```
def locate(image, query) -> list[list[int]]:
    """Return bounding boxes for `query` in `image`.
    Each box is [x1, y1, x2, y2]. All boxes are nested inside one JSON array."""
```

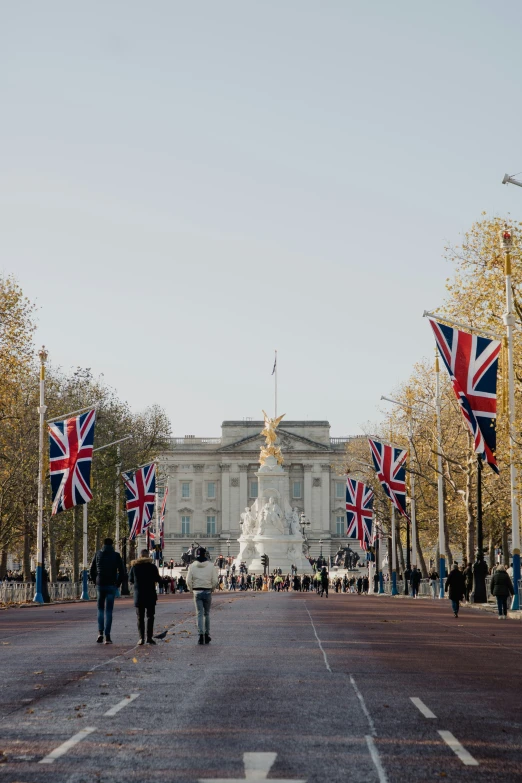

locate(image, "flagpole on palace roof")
[[273, 350, 278, 418], [33, 347, 48, 604]]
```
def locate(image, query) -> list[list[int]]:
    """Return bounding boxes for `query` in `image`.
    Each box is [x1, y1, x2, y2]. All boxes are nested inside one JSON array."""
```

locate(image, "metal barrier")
[[0, 581, 131, 604]]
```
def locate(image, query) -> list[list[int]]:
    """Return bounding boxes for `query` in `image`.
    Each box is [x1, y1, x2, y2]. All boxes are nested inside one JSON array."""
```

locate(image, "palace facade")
[[156, 420, 365, 563]]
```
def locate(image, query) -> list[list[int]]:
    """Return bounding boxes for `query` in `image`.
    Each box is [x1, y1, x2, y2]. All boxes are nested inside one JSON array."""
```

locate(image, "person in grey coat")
[[490, 563, 515, 619]]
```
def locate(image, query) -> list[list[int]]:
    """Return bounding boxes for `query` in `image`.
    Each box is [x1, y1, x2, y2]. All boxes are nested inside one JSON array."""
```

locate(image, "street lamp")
[[226, 538, 231, 558], [319, 539, 323, 558], [499, 224, 521, 609], [502, 173, 522, 188], [34, 346, 48, 604]]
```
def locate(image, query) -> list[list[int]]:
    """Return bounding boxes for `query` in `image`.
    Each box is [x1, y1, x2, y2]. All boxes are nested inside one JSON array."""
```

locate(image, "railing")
[[0, 581, 133, 605], [166, 437, 222, 447]]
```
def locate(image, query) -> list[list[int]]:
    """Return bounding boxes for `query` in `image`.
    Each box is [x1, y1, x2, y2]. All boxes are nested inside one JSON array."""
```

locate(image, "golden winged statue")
[[260, 410, 286, 466]]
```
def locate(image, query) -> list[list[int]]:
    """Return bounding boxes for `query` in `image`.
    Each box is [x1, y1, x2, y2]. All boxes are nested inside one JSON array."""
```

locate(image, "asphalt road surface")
[[0, 591, 521, 782]]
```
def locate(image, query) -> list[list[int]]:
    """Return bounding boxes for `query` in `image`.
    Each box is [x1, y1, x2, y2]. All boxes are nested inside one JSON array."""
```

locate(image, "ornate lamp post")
[[34, 346, 48, 604], [226, 538, 231, 558]]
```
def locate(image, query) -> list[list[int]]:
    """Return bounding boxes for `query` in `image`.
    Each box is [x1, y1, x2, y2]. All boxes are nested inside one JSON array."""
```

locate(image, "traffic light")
[[261, 554, 269, 572]]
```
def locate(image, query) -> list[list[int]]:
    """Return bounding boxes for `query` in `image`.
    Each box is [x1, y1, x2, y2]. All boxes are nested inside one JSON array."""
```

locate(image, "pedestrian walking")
[[128, 548, 161, 645], [89, 537, 126, 644], [409, 567, 421, 599], [444, 563, 465, 617], [490, 563, 514, 619], [463, 563, 473, 604], [429, 569, 439, 598], [319, 566, 329, 598], [187, 547, 219, 645]]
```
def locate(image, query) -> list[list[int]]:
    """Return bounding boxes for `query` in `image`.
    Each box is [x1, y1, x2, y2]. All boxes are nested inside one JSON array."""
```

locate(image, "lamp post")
[[34, 346, 48, 604], [226, 538, 231, 558], [499, 225, 521, 609]]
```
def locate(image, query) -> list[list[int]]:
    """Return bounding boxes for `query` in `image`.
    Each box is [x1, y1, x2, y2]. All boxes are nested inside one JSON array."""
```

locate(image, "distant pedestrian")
[[409, 567, 421, 599], [463, 563, 473, 603], [319, 566, 329, 598], [490, 563, 514, 620], [129, 549, 161, 644], [429, 569, 439, 598], [444, 563, 465, 617], [89, 537, 126, 644], [187, 547, 219, 645]]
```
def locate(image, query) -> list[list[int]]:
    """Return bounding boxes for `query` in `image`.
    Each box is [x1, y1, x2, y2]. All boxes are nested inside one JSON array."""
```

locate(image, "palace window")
[[207, 516, 216, 535], [207, 481, 216, 499], [292, 480, 302, 499], [335, 482, 345, 499], [249, 480, 258, 498], [336, 515, 345, 536], [181, 516, 190, 535], [181, 482, 190, 499]]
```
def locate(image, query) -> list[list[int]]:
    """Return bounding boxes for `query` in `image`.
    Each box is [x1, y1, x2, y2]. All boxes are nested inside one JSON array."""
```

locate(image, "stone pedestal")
[[233, 456, 312, 574]]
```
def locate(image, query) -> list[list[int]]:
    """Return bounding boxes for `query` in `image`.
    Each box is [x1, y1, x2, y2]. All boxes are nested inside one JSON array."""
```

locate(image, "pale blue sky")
[[1, 1, 520, 436]]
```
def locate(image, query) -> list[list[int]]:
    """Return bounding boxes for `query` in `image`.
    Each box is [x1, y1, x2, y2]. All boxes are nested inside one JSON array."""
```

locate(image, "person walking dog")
[[444, 562, 465, 617], [89, 538, 126, 644], [187, 547, 219, 645], [490, 563, 515, 619], [129, 548, 162, 644]]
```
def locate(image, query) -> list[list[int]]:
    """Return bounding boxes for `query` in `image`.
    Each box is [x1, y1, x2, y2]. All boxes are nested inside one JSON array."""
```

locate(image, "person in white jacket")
[[187, 547, 219, 645]]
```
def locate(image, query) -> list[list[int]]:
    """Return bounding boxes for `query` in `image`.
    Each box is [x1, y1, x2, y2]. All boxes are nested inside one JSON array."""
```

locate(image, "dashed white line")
[[104, 693, 140, 716], [304, 604, 332, 673], [39, 727, 96, 764], [350, 675, 376, 737], [438, 730, 479, 766], [410, 697, 436, 718], [365, 735, 388, 783]]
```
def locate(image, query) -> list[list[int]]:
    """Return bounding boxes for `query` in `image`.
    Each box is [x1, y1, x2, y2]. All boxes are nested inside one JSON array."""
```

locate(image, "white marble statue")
[[259, 496, 285, 535], [240, 507, 256, 536], [289, 507, 301, 536]]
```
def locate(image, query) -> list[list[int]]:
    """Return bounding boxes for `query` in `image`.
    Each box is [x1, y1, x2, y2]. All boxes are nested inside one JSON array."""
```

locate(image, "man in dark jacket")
[[490, 564, 515, 619], [444, 562, 466, 617], [129, 549, 161, 644], [410, 567, 421, 599], [90, 538, 126, 644]]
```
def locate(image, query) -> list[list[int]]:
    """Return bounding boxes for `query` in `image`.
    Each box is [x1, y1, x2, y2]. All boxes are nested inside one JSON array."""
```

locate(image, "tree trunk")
[[23, 518, 31, 581], [465, 450, 475, 562], [488, 534, 495, 570], [442, 480, 454, 566], [387, 532, 392, 578], [502, 519, 509, 566], [72, 507, 79, 582], [397, 518, 405, 576], [415, 524, 428, 577], [0, 548, 7, 578]]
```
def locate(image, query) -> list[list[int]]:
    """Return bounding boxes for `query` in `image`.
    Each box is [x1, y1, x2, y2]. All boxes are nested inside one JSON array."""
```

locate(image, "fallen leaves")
[[132, 657, 138, 664]]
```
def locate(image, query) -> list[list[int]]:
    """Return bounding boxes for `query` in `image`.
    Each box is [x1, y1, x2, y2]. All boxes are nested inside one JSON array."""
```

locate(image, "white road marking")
[[410, 697, 436, 718], [438, 731, 479, 766], [350, 675, 376, 737], [365, 736, 388, 783], [198, 751, 307, 782], [39, 727, 96, 764], [304, 604, 332, 673], [104, 693, 140, 716]]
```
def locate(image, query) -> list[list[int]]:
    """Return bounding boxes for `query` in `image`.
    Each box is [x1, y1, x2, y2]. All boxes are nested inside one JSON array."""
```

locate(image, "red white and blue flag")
[[368, 438, 409, 518], [49, 409, 96, 515], [346, 477, 374, 549], [429, 317, 500, 473], [122, 463, 156, 541]]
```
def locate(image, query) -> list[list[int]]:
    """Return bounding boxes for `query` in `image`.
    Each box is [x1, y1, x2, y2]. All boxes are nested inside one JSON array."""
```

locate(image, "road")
[[0, 591, 521, 782]]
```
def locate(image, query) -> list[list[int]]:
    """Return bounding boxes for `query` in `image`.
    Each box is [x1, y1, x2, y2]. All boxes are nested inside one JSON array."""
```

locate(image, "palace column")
[[321, 464, 331, 534], [304, 464, 313, 526], [239, 464, 248, 515], [220, 463, 231, 534]]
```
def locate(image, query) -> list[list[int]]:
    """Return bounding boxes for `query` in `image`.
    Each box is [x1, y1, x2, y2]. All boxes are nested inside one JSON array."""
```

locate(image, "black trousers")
[[136, 604, 155, 640]]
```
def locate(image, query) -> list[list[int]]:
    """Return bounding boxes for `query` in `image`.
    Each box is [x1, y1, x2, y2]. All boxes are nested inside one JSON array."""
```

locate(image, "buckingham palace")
[[156, 420, 363, 563]]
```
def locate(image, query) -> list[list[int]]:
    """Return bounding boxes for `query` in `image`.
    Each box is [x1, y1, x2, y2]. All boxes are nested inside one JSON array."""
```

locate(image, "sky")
[[1, 0, 522, 437]]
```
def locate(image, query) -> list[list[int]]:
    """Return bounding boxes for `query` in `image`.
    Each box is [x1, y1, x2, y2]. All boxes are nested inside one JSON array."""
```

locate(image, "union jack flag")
[[49, 409, 96, 515], [346, 477, 374, 549], [122, 463, 156, 541], [429, 318, 500, 473], [159, 485, 168, 550], [368, 438, 408, 518]]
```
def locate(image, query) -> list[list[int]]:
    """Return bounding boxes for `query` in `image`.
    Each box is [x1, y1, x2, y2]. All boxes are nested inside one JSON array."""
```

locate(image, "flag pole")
[[435, 350, 446, 599], [34, 347, 48, 604]]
